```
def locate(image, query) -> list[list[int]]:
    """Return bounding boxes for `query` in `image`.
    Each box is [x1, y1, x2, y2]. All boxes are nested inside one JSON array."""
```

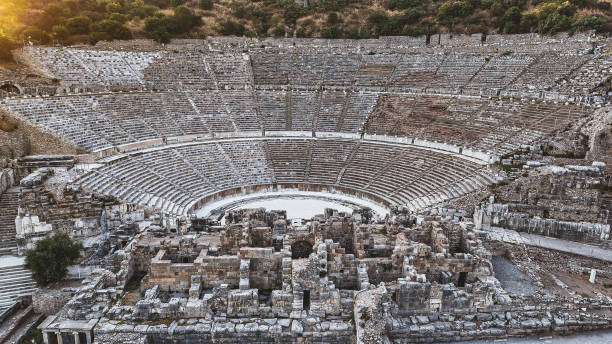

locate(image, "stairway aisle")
[[0, 188, 19, 255]]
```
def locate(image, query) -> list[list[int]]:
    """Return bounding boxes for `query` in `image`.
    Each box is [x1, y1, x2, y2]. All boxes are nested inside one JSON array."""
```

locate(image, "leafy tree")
[[520, 13, 539, 32], [490, 1, 505, 17], [323, 24, 342, 38], [220, 19, 246, 36], [21, 27, 52, 45], [537, 2, 559, 20], [539, 12, 573, 35], [499, 6, 522, 32], [386, 0, 421, 10], [38, 4, 67, 30], [572, 14, 605, 32], [52, 25, 70, 42], [0, 35, 18, 61], [66, 15, 93, 35], [438, 0, 474, 21], [173, 6, 201, 32], [89, 31, 112, 44], [25, 232, 82, 286], [109, 13, 128, 24], [93, 19, 133, 39], [144, 14, 176, 42], [199, 0, 214, 10]]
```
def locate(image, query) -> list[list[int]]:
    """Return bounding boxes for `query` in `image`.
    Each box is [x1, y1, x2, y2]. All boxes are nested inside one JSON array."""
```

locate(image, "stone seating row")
[[77, 138, 493, 215]]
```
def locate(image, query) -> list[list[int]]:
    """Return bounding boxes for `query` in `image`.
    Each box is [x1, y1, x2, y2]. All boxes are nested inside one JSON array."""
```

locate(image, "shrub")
[[109, 13, 129, 24], [539, 12, 573, 35], [0, 35, 18, 61], [500, 6, 522, 28], [93, 19, 133, 39], [520, 13, 539, 32], [25, 232, 82, 286], [386, 0, 421, 10], [52, 25, 71, 42], [130, 5, 158, 19], [220, 19, 245, 36], [438, 0, 475, 21], [20, 27, 52, 45], [66, 16, 93, 35], [323, 24, 342, 38], [173, 6, 202, 32], [200, 0, 214, 10], [572, 14, 606, 32]]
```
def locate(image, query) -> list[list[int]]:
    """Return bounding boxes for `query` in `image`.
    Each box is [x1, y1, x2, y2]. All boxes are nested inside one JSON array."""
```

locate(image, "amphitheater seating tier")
[[76, 138, 493, 215]]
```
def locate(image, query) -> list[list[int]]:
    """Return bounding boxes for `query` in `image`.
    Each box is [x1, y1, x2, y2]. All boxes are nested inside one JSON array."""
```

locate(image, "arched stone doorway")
[[0, 82, 21, 94]]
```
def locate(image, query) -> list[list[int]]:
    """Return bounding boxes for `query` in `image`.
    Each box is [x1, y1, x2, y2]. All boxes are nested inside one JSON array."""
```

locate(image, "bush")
[[25, 232, 82, 286], [499, 6, 522, 28], [109, 13, 129, 24], [220, 19, 245, 36], [130, 5, 158, 19], [0, 35, 18, 61], [173, 6, 201, 32], [438, 0, 475, 21], [199, 0, 214, 10], [539, 12, 573, 35], [89, 31, 112, 44], [20, 27, 52, 45], [386, 0, 421, 10], [93, 19, 133, 39], [145, 14, 176, 42], [66, 16, 93, 35], [52, 25, 71, 42], [572, 14, 606, 32], [323, 24, 342, 38], [520, 13, 539, 32]]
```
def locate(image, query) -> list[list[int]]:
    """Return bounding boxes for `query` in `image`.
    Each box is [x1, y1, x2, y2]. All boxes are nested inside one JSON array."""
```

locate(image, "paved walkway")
[[487, 227, 612, 262]]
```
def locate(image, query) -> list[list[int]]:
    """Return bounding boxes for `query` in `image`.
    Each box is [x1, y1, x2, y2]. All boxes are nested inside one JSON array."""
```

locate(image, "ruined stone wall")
[[32, 289, 73, 315], [0, 108, 81, 158], [0, 163, 14, 195], [17, 170, 117, 245]]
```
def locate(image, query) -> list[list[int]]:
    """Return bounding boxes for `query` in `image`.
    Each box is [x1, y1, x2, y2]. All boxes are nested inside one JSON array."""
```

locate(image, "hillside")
[[0, 0, 610, 58]]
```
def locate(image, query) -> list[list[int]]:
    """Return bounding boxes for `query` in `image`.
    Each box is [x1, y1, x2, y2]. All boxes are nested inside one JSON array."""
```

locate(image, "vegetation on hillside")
[[24, 231, 82, 286], [0, 0, 610, 60]]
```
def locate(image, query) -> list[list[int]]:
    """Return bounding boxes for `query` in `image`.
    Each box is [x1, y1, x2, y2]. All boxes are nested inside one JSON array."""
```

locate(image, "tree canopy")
[[24, 232, 82, 286]]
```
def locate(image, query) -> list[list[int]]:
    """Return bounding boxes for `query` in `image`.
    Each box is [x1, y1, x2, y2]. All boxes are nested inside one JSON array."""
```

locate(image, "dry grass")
[[0, 117, 18, 132]]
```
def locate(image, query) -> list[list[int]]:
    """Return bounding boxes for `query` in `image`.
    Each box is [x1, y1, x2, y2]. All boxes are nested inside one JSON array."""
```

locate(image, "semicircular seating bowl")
[[76, 136, 495, 215], [0, 37, 600, 215]]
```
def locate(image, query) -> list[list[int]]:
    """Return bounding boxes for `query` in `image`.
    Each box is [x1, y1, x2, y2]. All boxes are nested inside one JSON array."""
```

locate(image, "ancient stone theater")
[[0, 33, 611, 343]]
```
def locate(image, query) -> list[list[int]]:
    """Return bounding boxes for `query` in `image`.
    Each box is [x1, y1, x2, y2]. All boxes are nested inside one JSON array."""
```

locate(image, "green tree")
[[499, 6, 522, 32], [220, 19, 245, 36], [66, 16, 93, 35], [539, 12, 573, 35], [385, 0, 421, 10], [520, 13, 538, 32], [0, 35, 18, 62], [572, 14, 605, 32], [173, 6, 201, 32], [25, 232, 82, 286], [52, 25, 71, 42], [93, 19, 133, 39]]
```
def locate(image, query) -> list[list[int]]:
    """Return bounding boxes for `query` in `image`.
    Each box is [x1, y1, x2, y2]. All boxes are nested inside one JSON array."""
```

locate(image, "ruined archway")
[[291, 240, 314, 259], [0, 82, 21, 95]]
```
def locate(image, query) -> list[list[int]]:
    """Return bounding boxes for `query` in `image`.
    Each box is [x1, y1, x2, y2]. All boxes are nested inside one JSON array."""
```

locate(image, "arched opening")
[[0, 83, 20, 94], [291, 240, 313, 259]]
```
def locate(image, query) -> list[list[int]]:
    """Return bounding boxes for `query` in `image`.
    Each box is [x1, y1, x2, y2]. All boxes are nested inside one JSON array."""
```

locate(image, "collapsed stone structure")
[[34, 209, 612, 344]]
